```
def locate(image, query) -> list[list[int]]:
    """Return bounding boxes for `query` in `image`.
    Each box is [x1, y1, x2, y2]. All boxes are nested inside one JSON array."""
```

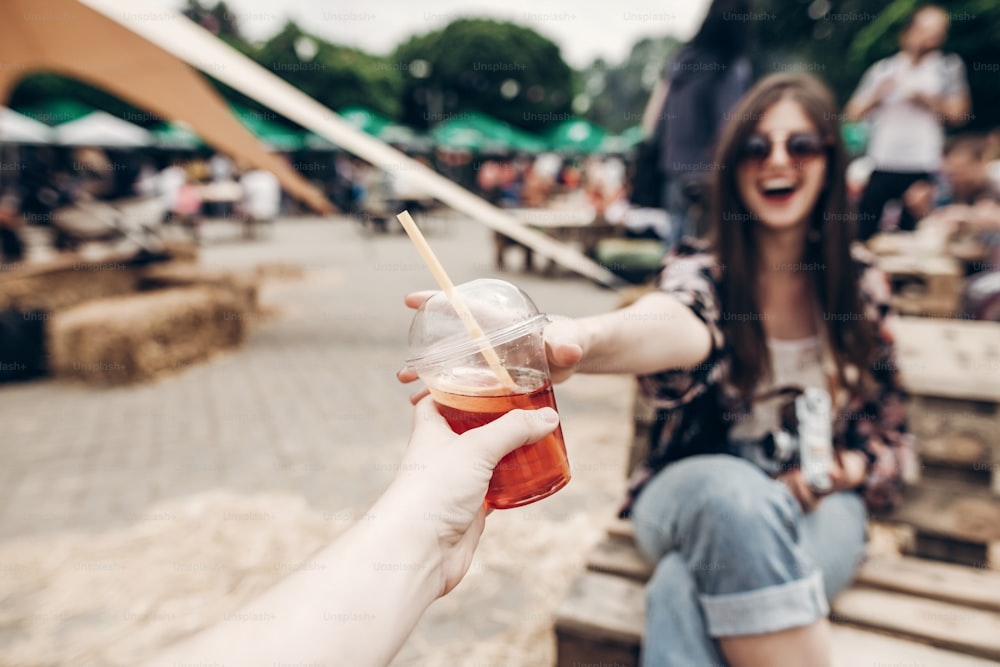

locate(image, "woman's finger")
[[404, 291, 438, 310], [397, 367, 419, 384], [409, 387, 430, 405]]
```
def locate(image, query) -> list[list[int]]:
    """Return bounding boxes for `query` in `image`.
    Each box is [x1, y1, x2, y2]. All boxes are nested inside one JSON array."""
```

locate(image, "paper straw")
[[396, 211, 517, 390]]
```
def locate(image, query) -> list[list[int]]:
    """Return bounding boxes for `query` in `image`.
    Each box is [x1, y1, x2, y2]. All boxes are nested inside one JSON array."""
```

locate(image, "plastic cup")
[[407, 278, 571, 509]]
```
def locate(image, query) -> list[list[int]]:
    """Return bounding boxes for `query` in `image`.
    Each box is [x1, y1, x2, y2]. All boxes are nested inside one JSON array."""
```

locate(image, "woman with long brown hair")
[[544, 73, 912, 665]]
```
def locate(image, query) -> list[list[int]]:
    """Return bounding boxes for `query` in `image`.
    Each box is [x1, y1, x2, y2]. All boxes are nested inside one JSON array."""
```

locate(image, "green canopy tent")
[[599, 125, 644, 154], [14, 98, 94, 126], [546, 118, 607, 154], [151, 120, 204, 149], [337, 106, 392, 137], [304, 131, 337, 151], [432, 111, 546, 154], [230, 103, 306, 152]]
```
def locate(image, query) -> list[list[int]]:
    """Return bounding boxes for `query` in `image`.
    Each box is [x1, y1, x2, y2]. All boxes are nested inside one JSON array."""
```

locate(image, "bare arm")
[[844, 78, 893, 122], [144, 402, 560, 667], [546, 291, 712, 380], [145, 505, 441, 667], [940, 91, 971, 127]]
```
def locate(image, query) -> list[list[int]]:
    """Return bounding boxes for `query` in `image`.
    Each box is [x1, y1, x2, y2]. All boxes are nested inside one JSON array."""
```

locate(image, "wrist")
[[363, 483, 446, 597]]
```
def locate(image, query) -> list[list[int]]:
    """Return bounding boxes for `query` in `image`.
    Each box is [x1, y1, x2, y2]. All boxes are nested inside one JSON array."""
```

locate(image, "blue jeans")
[[631, 455, 867, 667]]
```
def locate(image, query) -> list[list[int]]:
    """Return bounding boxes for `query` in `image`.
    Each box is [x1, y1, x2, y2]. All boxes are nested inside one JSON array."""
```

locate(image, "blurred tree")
[[393, 18, 574, 132], [755, 0, 998, 131], [580, 36, 682, 133], [255, 21, 403, 119]]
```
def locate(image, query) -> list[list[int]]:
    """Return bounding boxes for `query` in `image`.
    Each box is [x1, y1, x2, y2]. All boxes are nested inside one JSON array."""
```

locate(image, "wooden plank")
[[878, 254, 962, 279], [832, 588, 1000, 661], [586, 536, 654, 582], [895, 318, 1000, 402], [607, 516, 637, 542], [884, 483, 1000, 546], [855, 556, 1000, 612], [554, 570, 644, 648], [831, 625, 1000, 667]]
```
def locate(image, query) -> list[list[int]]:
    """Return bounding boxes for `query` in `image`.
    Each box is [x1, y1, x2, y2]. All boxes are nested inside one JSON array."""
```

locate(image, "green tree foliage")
[[255, 21, 403, 119], [393, 18, 574, 132], [580, 36, 682, 133], [755, 0, 998, 132]]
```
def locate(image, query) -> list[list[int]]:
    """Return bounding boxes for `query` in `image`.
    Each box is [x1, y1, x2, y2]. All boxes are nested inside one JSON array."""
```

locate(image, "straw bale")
[[0, 256, 141, 313], [139, 262, 258, 313], [48, 286, 247, 385], [160, 240, 200, 264]]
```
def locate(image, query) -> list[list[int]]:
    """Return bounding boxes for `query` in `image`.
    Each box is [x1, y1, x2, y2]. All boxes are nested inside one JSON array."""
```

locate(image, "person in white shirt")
[[845, 4, 971, 240], [239, 168, 280, 238]]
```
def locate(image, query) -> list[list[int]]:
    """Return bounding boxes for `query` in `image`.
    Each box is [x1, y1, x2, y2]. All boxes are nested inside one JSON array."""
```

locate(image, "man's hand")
[[384, 397, 559, 596]]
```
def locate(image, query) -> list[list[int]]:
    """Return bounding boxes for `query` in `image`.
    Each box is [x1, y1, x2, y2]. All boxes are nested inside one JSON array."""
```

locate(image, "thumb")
[[462, 408, 560, 467], [409, 395, 452, 442]]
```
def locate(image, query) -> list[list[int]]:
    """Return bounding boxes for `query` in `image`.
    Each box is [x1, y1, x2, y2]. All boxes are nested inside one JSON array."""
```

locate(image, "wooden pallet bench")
[[876, 254, 963, 317], [556, 523, 1000, 666], [556, 316, 1000, 665]]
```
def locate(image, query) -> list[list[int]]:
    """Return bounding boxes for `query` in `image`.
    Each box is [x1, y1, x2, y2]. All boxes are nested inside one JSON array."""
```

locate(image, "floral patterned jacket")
[[620, 240, 915, 517]]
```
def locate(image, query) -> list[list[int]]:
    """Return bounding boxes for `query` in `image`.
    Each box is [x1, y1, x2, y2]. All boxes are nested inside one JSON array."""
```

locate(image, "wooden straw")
[[396, 211, 517, 390]]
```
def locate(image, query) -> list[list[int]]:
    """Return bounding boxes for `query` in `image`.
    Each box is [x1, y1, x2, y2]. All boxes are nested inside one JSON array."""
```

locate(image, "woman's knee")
[[634, 455, 800, 551]]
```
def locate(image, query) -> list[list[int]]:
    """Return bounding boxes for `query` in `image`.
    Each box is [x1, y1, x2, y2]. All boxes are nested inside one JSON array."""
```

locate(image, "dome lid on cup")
[[407, 278, 546, 370]]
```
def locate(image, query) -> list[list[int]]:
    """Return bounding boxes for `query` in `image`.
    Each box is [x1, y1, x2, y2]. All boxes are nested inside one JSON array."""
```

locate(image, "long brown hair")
[[708, 73, 876, 400]]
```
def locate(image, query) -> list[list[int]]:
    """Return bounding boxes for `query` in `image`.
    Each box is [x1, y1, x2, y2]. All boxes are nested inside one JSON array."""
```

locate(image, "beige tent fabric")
[[0, 0, 332, 214]]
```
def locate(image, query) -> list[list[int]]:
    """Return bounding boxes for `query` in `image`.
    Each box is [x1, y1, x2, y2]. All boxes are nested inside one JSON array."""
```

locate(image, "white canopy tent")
[[55, 111, 154, 147], [0, 107, 53, 144]]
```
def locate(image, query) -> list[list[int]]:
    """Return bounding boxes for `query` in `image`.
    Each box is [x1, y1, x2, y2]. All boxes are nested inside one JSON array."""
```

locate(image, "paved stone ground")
[[0, 213, 634, 664], [0, 213, 629, 540]]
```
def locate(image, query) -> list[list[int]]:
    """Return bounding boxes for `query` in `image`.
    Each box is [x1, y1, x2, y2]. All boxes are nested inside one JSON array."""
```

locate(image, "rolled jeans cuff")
[[699, 570, 829, 637]]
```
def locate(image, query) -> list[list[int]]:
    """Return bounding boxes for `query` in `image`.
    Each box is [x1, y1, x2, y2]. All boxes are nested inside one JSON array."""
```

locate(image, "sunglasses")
[[738, 132, 829, 163]]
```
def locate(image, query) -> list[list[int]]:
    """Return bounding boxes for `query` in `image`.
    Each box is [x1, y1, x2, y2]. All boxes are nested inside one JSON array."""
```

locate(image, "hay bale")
[[139, 263, 258, 314], [0, 256, 141, 313], [48, 286, 247, 385], [160, 239, 199, 264]]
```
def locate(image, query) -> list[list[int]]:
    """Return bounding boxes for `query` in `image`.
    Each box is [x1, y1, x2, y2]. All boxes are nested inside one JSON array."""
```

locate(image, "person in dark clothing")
[[645, 0, 754, 249]]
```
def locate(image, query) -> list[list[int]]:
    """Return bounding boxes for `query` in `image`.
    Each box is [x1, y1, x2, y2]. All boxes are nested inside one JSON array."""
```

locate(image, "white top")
[[729, 336, 827, 442], [240, 170, 281, 221], [856, 52, 968, 173]]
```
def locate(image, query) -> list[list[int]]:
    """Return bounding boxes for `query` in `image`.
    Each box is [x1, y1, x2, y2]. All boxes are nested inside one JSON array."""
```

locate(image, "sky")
[[140, 0, 713, 68]]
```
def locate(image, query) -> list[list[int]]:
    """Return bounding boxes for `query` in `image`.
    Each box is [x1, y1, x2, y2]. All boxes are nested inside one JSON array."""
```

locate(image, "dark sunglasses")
[[739, 132, 829, 163]]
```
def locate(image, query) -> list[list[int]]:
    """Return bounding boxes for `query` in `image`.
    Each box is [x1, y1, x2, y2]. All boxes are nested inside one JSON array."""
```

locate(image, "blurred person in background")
[[845, 4, 971, 241], [239, 167, 280, 239], [640, 0, 754, 249], [0, 191, 24, 263], [896, 136, 1000, 240]]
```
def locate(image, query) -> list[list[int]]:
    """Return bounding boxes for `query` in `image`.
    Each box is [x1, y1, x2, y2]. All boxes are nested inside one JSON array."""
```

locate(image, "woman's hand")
[[779, 450, 867, 512], [381, 396, 560, 596], [541, 315, 585, 384], [396, 292, 587, 400]]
